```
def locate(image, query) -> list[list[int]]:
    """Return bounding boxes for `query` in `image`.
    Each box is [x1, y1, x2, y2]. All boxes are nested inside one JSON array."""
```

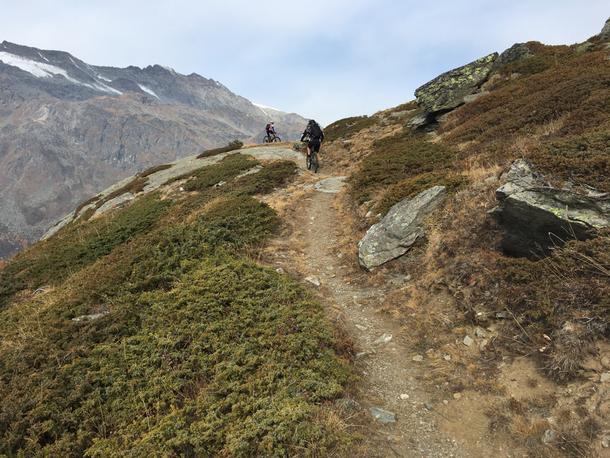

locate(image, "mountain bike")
[[263, 133, 281, 143], [306, 150, 319, 173]]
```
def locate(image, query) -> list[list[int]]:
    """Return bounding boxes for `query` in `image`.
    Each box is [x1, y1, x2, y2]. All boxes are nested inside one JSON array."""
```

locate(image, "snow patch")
[[138, 84, 160, 99], [0, 52, 122, 95], [37, 52, 49, 62], [253, 102, 283, 118]]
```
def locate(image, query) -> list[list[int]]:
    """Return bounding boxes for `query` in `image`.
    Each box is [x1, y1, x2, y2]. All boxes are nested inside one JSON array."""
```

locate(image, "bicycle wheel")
[[306, 154, 311, 170], [311, 151, 319, 173], [272, 136, 281, 142], [263, 136, 270, 143]]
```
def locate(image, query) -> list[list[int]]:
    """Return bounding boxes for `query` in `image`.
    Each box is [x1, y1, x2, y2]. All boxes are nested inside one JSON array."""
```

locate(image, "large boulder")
[[489, 159, 610, 258], [414, 53, 498, 113], [358, 186, 446, 270], [491, 43, 534, 73]]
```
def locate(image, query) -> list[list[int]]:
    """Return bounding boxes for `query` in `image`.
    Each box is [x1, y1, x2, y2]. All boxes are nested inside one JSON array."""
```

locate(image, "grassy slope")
[[323, 39, 610, 457], [0, 153, 355, 457]]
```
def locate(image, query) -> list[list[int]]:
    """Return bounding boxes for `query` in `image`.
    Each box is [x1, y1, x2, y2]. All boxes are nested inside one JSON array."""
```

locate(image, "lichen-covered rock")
[[600, 17, 610, 40], [491, 43, 534, 73], [489, 159, 610, 258], [414, 53, 498, 113], [358, 186, 446, 270]]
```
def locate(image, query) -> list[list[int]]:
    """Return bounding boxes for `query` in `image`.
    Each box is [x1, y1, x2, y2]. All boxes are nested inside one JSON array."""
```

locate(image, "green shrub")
[[527, 130, 610, 191], [0, 193, 354, 457], [347, 134, 458, 203], [228, 139, 244, 148], [323, 115, 380, 143], [0, 192, 171, 311], [197, 141, 243, 159]]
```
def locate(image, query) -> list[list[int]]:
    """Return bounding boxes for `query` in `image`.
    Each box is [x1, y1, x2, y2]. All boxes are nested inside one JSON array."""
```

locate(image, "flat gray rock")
[[358, 186, 446, 270], [314, 176, 347, 193]]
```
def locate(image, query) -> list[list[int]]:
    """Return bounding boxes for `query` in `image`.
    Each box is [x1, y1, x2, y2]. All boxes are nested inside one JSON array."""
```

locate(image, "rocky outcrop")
[[415, 53, 498, 113], [411, 43, 535, 133], [600, 18, 610, 40], [489, 159, 610, 258], [358, 186, 446, 270], [491, 43, 534, 73]]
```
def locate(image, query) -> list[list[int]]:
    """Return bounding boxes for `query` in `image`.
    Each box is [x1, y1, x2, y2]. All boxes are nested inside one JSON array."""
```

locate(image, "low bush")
[[323, 115, 380, 143], [0, 156, 354, 456], [197, 141, 243, 159], [347, 134, 459, 204]]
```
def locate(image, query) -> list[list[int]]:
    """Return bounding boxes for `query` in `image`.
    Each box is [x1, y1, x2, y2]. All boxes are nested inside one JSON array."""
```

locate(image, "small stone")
[[601, 356, 610, 368], [496, 312, 509, 319], [463, 335, 474, 347], [337, 253, 344, 258], [602, 432, 610, 448], [374, 333, 392, 344], [601, 373, 610, 383], [355, 324, 367, 330], [444, 354, 451, 361], [542, 429, 554, 444], [412, 355, 424, 362], [400, 394, 410, 400], [305, 277, 320, 287], [479, 339, 489, 351], [475, 328, 486, 338], [424, 402, 434, 411], [405, 275, 412, 281], [276, 268, 284, 273], [369, 407, 396, 423], [387, 435, 395, 442], [453, 393, 462, 399], [443, 400, 449, 405]]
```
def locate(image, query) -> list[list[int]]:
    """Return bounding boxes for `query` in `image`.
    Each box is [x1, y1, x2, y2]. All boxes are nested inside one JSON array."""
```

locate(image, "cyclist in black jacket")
[[300, 119, 324, 158]]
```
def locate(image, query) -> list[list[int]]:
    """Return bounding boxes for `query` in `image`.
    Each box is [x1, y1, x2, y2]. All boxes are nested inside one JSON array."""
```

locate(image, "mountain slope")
[[2, 18, 610, 458], [0, 41, 307, 260]]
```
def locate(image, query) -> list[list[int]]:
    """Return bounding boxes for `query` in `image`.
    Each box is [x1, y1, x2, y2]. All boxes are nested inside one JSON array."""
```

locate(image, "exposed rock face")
[[600, 17, 610, 40], [411, 43, 535, 134], [414, 53, 498, 113], [0, 41, 307, 259], [358, 186, 446, 270], [491, 43, 534, 73], [489, 159, 610, 258]]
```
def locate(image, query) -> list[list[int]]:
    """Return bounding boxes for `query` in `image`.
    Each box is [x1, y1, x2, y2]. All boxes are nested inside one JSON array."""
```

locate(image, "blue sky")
[[2, 0, 609, 126]]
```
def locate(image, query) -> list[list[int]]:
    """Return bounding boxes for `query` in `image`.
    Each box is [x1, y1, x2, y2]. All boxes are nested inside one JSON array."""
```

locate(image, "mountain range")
[[0, 41, 307, 259]]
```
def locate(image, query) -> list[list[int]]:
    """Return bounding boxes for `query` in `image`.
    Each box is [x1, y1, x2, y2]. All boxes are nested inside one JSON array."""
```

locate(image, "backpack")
[[265, 123, 271, 132], [308, 121, 323, 139]]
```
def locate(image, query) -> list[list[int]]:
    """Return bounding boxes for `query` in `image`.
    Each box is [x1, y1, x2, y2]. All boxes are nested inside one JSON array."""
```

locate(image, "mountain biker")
[[265, 122, 276, 139], [300, 119, 324, 158]]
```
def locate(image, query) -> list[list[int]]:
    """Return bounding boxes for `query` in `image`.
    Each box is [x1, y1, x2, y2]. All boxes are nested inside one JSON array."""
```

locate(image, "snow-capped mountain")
[[0, 41, 307, 259]]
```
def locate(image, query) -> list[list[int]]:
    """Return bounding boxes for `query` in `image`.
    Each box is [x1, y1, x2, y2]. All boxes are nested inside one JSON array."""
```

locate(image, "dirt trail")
[[260, 150, 501, 457]]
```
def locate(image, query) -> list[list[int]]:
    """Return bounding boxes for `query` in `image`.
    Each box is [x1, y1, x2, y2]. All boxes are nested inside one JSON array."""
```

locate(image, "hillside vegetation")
[[0, 153, 356, 457], [2, 28, 610, 458]]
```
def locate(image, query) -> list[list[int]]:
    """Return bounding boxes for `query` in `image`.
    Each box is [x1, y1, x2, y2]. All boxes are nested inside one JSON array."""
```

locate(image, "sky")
[[2, 0, 609, 126]]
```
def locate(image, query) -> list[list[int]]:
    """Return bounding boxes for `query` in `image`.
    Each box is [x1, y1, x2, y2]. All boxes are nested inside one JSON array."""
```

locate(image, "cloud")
[[2, 0, 609, 125]]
